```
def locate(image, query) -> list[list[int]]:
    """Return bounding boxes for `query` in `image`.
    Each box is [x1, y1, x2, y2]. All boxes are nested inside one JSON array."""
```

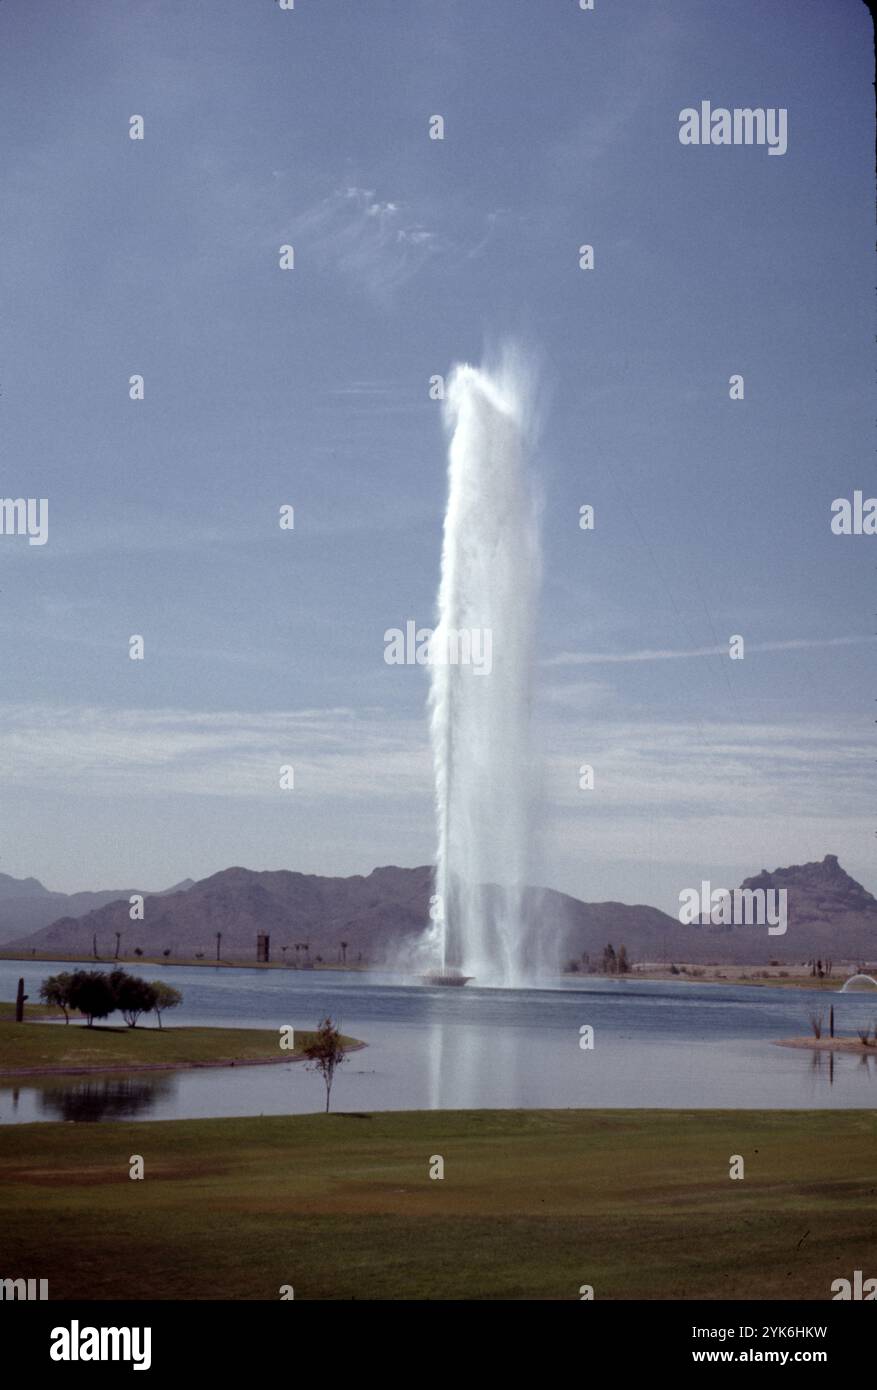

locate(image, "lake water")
[[2, 959, 876, 1124]]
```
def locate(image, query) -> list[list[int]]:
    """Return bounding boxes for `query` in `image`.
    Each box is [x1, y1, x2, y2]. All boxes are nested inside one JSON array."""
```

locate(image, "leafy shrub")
[[66, 971, 117, 1028], [108, 970, 158, 1028]]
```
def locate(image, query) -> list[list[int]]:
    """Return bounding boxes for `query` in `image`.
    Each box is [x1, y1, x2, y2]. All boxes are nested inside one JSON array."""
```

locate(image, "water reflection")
[[810, 1049, 836, 1086], [3, 958, 877, 1123], [808, 1048, 877, 1088], [35, 1074, 176, 1122]]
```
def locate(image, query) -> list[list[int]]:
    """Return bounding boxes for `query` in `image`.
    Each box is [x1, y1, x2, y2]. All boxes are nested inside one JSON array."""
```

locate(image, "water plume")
[[426, 352, 541, 987]]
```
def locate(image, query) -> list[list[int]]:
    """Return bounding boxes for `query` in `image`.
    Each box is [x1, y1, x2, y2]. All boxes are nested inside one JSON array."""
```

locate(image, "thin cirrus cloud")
[[541, 715, 871, 813], [4, 700, 873, 896], [545, 635, 876, 667], [289, 186, 440, 294], [0, 700, 867, 824], [0, 702, 431, 801]]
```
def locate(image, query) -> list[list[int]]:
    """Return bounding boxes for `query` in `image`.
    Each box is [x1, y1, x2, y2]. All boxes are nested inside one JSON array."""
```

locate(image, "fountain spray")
[[426, 353, 541, 987]]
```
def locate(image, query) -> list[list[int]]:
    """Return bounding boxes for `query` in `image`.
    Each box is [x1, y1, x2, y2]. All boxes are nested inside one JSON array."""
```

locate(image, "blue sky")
[[0, 0, 873, 914]]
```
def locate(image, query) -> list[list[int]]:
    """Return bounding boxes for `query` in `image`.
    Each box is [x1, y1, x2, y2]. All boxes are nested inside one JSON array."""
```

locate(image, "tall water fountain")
[[425, 356, 541, 988]]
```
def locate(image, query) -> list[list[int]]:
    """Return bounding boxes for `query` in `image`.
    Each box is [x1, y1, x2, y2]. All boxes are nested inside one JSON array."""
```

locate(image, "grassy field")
[[0, 1019, 360, 1073], [0, 1108, 874, 1299], [0, 999, 71, 1021]]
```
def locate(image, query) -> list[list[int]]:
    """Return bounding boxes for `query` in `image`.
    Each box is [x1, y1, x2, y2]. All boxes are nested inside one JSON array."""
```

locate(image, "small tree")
[[602, 943, 617, 975], [39, 972, 74, 1024], [304, 1017, 346, 1113], [617, 945, 630, 975], [109, 971, 157, 1028], [67, 971, 116, 1028], [151, 982, 182, 1029]]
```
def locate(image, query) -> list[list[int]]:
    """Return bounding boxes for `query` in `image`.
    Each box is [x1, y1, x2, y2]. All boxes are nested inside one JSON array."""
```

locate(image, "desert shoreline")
[[0, 949, 863, 993]]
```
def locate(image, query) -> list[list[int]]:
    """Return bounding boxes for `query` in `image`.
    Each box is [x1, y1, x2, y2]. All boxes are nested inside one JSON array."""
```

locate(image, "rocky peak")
[[740, 855, 877, 918]]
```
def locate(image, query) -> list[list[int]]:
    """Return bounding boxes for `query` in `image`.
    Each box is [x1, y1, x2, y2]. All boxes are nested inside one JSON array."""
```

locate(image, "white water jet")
[[840, 974, 877, 992], [425, 354, 541, 987]]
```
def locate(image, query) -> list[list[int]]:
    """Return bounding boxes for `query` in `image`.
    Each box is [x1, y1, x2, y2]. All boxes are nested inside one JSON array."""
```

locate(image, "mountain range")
[[3, 854, 875, 967], [0, 873, 194, 945]]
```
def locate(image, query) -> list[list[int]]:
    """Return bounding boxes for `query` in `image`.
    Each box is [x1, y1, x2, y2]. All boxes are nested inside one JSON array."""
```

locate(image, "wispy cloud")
[[545, 8, 683, 177], [540, 713, 872, 814], [536, 708, 875, 905], [546, 635, 875, 667], [2, 701, 873, 903], [0, 702, 431, 801], [290, 186, 440, 294], [288, 185, 502, 295], [0, 701, 869, 829]]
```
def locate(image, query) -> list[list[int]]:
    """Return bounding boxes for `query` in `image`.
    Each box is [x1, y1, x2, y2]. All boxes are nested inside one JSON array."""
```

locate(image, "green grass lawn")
[[0, 1000, 71, 1021], [0, 1108, 874, 1300], [0, 1019, 359, 1073]]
